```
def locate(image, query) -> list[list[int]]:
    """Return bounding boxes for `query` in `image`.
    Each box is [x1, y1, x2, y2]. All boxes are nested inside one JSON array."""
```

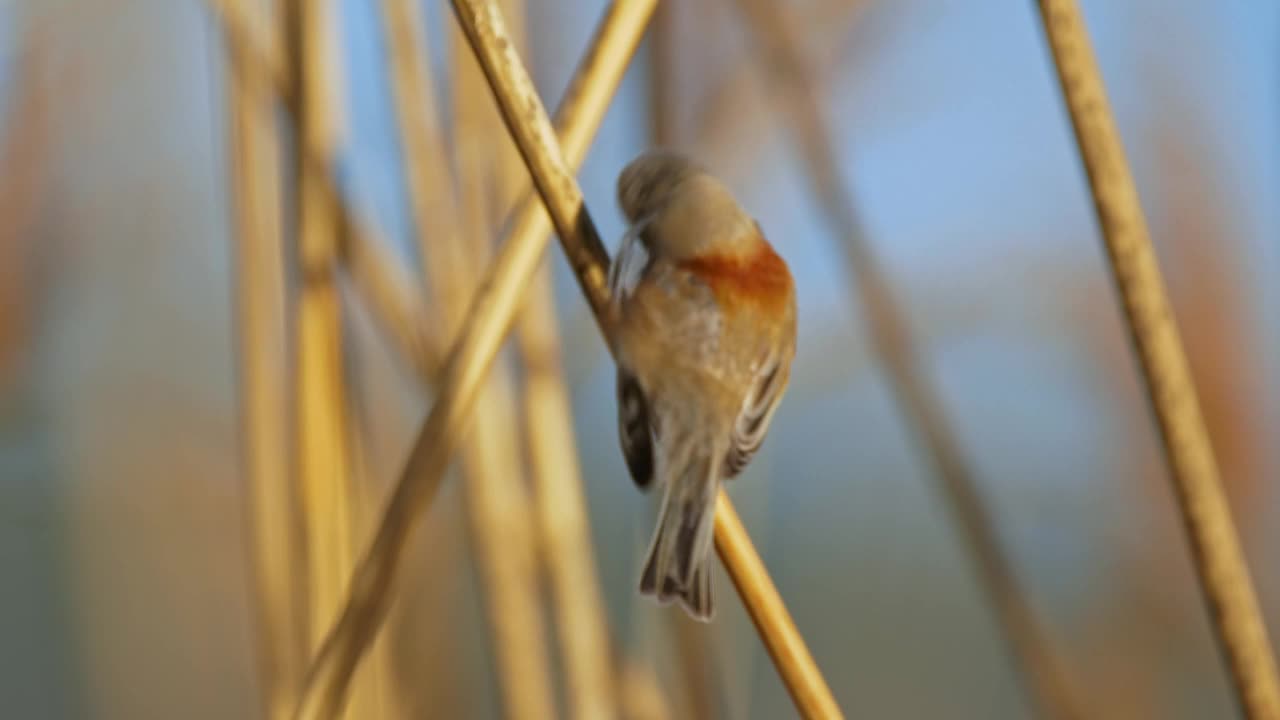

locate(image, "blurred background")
[[1, 0, 1277, 718]]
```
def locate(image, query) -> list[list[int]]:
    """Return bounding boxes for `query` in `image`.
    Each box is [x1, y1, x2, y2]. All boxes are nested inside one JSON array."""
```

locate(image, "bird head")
[[617, 151, 759, 262]]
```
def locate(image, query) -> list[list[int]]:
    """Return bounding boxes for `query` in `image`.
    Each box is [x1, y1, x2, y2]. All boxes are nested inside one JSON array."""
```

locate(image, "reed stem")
[[284, 0, 354, 661], [293, 4, 656, 716], [1035, 2, 1280, 717], [285, 2, 392, 716], [209, 0, 440, 388], [518, 259, 620, 719], [450, 8, 560, 717], [225, 0, 306, 713], [713, 493, 842, 719]]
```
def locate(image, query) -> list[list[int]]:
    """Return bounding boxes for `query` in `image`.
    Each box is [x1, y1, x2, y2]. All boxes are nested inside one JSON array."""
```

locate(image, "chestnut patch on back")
[[678, 237, 793, 310]]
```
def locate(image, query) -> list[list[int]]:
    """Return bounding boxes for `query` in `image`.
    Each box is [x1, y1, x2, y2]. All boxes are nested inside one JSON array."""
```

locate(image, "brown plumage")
[[610, 150, 797, 620]]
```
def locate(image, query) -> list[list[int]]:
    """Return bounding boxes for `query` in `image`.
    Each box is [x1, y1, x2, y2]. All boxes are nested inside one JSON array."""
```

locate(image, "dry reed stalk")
[[460, 376, 559, 720], [448, 19, 503, 334], [208, 0, 440, 388], [729, 2, 1084, 718], [224, 0, 307, 716], [492, 3, 621, 717], [712, 494, 841, 718], [449, 1, 841, 716], [1146, 85, 1269, 501], [208, 0, 288, 100], [342, 327, 409, 720], [379, 0, 465, 301], [490, 0, 532, 223], [645, 0, 676, 149], [295, 2, 656, 716], [446, 0, 612, 321], [340, 219, 440, 382], [362, 0, 492, 391], [377, 0, 476, 377], [1035, 2, 1280, 717], [284, 2, 393, 718], [285, 0, 353, 657], [517, 259, 619, 720], [451, 11, 560, 719], [384, 0, 559, 714]]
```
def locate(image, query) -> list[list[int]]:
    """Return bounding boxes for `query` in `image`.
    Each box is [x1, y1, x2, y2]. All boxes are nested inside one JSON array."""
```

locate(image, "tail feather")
[[639, 443, 721, 621]]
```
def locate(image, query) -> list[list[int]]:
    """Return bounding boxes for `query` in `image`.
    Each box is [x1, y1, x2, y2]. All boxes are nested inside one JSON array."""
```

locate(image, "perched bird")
[[609, 150, 797, 621]]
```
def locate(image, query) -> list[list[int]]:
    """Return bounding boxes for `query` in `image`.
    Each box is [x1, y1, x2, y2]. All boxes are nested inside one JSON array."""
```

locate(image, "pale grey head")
[[617, 150, 759, 261]]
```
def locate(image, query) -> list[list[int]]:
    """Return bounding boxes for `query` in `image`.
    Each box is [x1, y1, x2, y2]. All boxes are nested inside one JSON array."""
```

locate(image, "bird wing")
[[611, 218, 658, 489], [616, 367, 656, 489], [724, 349, 790, 478], [608, 215, 653, 307]]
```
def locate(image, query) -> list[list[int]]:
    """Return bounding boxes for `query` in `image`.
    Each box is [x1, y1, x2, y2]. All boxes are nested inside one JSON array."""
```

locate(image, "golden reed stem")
[[285, 0, 394, 716], [225, 0, 307, 714], [1035, 2, 1280, 718], [284, 0, 355, 661], [451, 7, 560, 718], [713, 493, 843, 718], [293, 3, 656, 716], [518, 259, 621, 719], [209, 0, 441, 388]]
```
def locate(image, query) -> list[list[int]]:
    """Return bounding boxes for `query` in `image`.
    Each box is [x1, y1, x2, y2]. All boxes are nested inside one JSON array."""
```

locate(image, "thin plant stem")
[[493, 3, 621, 717], [209, 0, 440, 387], [645, 0, 676, 149], [339, 311, 404, 720], [385, 0, 560, 714], [490, 0, 533, 226], [293, 3, 657, 716], [518, 258, 620, 720], [451, 9, 560, 718], [380, 0, 465, 304], [284, 1, 390, 717], [447, 0, 616, 322], [1035, 2, 1280, 717], [340, 217, 440, 382], [448, 1, 841, 716], [729, 1, 1084, 718], [385, 2, 618, 715], [457, 374, 558, 720], [208, 0, 289, 100], [224, 0, 307, 714], [284, 0, 354, 658], [712, 493, 841, 718]]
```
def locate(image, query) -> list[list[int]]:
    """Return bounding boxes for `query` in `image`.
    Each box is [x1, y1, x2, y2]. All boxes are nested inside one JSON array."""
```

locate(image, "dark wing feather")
[[724, 353, 789, 477], [616, 368, 655, 489], [612, 216, 657, 489]]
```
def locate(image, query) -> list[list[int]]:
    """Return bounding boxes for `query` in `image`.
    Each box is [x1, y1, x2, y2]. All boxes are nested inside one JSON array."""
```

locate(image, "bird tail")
[[639, 441, 721, 621]]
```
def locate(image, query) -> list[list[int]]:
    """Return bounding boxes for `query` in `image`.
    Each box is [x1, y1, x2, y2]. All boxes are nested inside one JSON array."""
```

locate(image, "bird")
[[609, 150, 797, 621]]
